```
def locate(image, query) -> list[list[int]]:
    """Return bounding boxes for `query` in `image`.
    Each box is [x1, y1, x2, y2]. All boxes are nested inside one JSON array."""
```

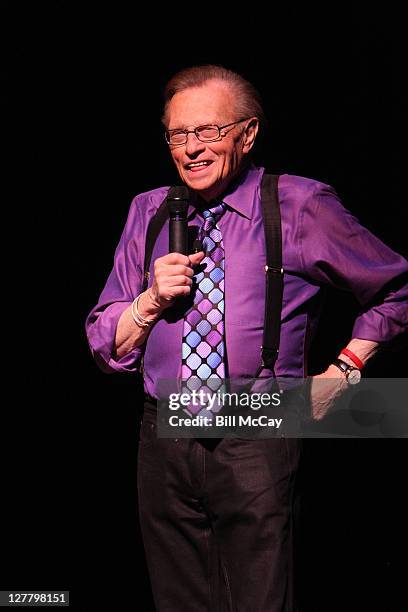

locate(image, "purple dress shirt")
[[86, 166, 408, 397]]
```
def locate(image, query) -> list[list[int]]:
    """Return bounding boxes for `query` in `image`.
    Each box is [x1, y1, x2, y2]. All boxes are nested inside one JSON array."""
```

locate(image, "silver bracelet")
[[131, 294, 155, 328]]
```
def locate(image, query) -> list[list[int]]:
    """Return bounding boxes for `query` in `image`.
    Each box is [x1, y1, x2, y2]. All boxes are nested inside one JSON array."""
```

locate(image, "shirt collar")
[[188, 163, 264, 221]]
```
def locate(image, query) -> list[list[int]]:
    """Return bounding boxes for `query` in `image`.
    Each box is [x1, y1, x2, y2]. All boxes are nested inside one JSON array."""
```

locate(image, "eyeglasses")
[[165, 118, 250, 146]]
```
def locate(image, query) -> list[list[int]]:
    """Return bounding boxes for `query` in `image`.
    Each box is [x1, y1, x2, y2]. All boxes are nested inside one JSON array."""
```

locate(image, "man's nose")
[[185, 132, 205, 156]]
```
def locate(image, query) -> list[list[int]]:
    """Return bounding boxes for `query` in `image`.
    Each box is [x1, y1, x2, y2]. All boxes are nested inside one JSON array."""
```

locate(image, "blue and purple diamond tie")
[[181, 203, 227, 417]]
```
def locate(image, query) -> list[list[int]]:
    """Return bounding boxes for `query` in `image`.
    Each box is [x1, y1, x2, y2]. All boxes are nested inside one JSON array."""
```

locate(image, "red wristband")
[[340, 348, 364, 370]]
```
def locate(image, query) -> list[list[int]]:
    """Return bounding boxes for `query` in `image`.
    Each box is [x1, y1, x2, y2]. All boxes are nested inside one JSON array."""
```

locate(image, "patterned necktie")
[[181, 203, 227, 417]]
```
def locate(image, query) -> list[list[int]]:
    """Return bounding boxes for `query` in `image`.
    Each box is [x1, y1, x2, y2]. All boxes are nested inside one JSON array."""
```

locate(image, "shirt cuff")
[[87, 301, 143, 373]]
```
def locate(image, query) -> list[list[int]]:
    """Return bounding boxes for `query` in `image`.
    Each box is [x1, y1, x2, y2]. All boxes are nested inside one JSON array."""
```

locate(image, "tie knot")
[[202, 203, 226, 229]]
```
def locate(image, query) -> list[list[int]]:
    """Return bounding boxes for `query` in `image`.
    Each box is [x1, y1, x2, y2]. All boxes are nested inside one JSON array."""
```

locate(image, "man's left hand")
[[310, 365, 348, 420]]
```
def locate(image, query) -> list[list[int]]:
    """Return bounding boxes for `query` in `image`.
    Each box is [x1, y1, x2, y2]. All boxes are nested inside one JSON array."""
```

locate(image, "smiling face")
[[165, 80, 258, 201]]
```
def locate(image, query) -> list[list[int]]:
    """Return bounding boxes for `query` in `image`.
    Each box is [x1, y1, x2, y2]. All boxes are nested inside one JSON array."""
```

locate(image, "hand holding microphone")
[[143, 186, 205, 312], [146, 251, 204, 311]]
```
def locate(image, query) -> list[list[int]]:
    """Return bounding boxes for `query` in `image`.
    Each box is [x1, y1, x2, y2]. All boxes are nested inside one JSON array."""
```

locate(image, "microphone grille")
[[167, 185, 189, 201]]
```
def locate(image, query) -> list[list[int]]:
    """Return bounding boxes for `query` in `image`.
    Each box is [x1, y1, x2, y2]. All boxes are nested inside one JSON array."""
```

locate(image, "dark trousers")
[[137, 398, 302, 612]]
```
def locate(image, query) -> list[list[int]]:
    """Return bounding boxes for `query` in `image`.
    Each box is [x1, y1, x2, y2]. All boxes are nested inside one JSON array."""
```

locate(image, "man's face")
[[166, 81, 257, 201]]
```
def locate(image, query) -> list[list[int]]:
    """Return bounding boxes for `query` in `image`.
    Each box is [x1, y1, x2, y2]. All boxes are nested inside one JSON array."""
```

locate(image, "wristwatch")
[[332, 358, 362, 385]]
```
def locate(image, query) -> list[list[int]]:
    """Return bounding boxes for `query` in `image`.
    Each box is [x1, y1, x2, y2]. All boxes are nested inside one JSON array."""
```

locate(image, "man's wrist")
[[331, 359, 362, 385], [340, 347, 364, 369], [138, 289, 163, 319], [339, 339, 379, 368], [327, 363, 348, 381], [335, 353, 356, 368]]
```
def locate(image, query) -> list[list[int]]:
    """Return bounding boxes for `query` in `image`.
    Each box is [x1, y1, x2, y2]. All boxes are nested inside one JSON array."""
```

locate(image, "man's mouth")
[[185, 161, 213, 173]]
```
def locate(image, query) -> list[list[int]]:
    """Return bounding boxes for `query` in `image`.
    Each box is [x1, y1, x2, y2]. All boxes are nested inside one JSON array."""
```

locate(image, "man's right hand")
[[115, 251, 205, 359], [140, 251, 205, 316]]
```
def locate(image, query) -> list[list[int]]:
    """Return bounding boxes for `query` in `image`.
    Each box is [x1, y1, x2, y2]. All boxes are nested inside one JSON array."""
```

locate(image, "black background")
[[3, 3, 407, 611]]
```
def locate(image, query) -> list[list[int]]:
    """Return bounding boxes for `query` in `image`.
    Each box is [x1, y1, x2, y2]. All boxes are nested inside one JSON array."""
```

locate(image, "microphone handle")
[[169, 217, 188, 254]]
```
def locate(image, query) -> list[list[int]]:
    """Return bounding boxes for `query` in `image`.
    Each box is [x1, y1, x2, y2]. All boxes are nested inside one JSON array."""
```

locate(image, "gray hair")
[[162, 64, 265, 128]]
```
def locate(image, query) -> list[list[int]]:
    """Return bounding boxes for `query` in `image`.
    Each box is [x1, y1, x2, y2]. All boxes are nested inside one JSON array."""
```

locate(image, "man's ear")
[[242, 118, 259, 153]]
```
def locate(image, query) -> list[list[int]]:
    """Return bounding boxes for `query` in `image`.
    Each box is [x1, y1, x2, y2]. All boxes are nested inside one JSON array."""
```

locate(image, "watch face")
[[347, 369, 361, 384]]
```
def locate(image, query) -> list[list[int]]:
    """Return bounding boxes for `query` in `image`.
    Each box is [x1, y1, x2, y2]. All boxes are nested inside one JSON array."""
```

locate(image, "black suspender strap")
[[142, 197, 168, 291], [256, 173, 283, 377]]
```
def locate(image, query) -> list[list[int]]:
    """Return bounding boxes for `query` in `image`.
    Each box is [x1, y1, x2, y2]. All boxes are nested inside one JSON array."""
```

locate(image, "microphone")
[[167, 186, 189, 254]]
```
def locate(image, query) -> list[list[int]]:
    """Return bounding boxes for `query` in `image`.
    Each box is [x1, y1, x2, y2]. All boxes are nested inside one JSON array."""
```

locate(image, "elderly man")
[[86, 65, 408, 611]]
